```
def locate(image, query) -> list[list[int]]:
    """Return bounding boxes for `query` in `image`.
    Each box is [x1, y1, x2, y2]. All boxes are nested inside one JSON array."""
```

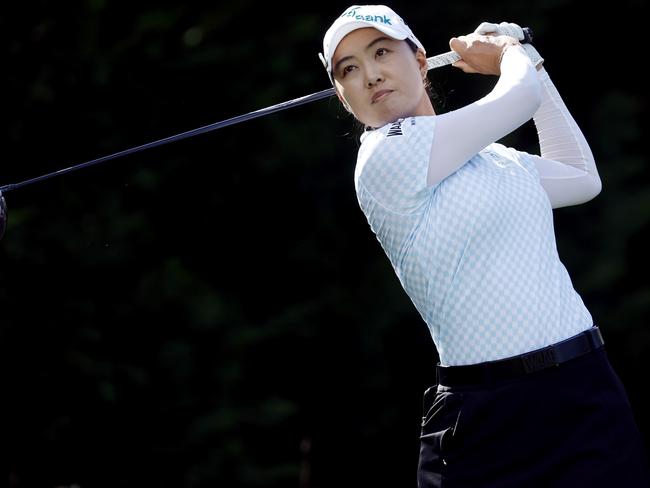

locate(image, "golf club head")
[[0, 191, 7, 240]]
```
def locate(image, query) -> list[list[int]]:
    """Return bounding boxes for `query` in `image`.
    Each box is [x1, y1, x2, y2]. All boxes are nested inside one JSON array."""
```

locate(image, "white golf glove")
[[474, 21, 544, 68]]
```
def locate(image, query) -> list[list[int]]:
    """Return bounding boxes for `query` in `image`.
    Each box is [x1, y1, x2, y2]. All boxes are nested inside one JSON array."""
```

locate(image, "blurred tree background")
[[2, 0, 648, 486]]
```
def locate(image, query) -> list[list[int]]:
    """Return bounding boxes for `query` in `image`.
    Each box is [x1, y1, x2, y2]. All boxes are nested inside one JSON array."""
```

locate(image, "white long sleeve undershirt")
[[426, 45, 601, 209], [529, 68, 602, 208]]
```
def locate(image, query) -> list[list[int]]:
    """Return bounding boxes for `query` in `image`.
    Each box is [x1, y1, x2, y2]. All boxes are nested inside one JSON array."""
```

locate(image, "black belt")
[[437, 327, 605, 387]]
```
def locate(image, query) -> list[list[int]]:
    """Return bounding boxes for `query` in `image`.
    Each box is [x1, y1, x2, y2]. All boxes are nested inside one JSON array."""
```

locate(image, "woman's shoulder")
[[481, 142, 525, 164], [355, 116, 437, 191], [482, 142, 513, 157], [481, 142, 540, 178]]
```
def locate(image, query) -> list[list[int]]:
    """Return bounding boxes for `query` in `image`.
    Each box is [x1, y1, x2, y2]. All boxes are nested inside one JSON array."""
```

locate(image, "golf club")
[[0, 27, 533, 240]]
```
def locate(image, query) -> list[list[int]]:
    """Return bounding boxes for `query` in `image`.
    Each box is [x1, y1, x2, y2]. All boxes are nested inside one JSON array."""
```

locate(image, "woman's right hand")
[[449, 34, 520, 75]]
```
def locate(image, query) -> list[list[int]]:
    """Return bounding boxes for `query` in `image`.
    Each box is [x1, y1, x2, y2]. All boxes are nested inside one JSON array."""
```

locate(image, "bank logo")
[[340, 7, 393, 26]]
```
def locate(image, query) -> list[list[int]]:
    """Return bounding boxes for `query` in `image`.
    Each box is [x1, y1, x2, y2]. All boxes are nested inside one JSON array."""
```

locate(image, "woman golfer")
[[320, 5, 649, 487]]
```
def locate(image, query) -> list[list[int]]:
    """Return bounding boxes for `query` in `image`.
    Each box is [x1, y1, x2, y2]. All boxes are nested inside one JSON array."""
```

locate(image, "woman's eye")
[[342, 65, 356, 77], [376, 48, 389, 57]]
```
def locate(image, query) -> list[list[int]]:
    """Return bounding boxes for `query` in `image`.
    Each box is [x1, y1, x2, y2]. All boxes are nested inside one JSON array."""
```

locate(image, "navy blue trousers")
[[417, 348, 650, 487]]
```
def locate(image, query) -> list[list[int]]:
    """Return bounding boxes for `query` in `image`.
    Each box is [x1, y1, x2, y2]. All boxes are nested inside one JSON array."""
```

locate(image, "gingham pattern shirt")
[[355, 116, 593, 365]]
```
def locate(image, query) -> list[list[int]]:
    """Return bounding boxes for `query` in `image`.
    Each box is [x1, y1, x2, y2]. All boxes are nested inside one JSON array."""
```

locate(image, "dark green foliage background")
[[3, 1, 648, 486]]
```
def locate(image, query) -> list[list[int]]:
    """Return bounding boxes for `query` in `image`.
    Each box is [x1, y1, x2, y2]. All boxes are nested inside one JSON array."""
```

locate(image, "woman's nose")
[[365, 64, 384, 87], [366, 74, 384, 87]]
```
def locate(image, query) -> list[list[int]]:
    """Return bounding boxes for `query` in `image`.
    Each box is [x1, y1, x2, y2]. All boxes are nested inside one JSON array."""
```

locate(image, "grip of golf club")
[[426, 26, 533, 70]]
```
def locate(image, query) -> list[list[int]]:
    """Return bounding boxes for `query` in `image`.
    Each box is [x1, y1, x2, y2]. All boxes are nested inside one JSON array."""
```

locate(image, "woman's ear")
[[416, 48, 428, 78]]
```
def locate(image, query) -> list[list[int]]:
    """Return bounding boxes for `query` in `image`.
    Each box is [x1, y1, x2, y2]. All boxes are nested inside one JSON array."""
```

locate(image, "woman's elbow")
[[547, 174, 602, 209], [584, 157, 603, 199], [590, 174, 603, 199], [574, 174, 603, 205]]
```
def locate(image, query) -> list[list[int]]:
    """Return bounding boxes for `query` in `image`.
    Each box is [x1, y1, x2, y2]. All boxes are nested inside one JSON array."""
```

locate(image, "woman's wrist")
[[498, 43, 527, 73], [499, 43, 523, 66]]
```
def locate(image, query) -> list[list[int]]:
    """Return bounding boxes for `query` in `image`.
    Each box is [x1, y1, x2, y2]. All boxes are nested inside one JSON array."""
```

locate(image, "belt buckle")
[[521, 346, 559, 373]]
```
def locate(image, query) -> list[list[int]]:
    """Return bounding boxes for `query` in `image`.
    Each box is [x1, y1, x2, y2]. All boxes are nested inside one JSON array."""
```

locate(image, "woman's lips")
[[372, 90, 393, 103]]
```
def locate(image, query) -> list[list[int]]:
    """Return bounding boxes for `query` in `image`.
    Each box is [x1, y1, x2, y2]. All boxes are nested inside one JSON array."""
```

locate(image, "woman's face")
[[332, 27, 434, 128]]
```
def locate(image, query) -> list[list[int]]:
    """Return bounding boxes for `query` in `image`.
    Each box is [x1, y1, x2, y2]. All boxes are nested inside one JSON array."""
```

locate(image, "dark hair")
[[349, 38, 443, 135]]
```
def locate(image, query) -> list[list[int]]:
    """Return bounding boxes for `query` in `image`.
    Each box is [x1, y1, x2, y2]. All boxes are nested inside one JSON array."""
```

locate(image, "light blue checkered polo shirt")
[[354, 116, 593, 366]]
